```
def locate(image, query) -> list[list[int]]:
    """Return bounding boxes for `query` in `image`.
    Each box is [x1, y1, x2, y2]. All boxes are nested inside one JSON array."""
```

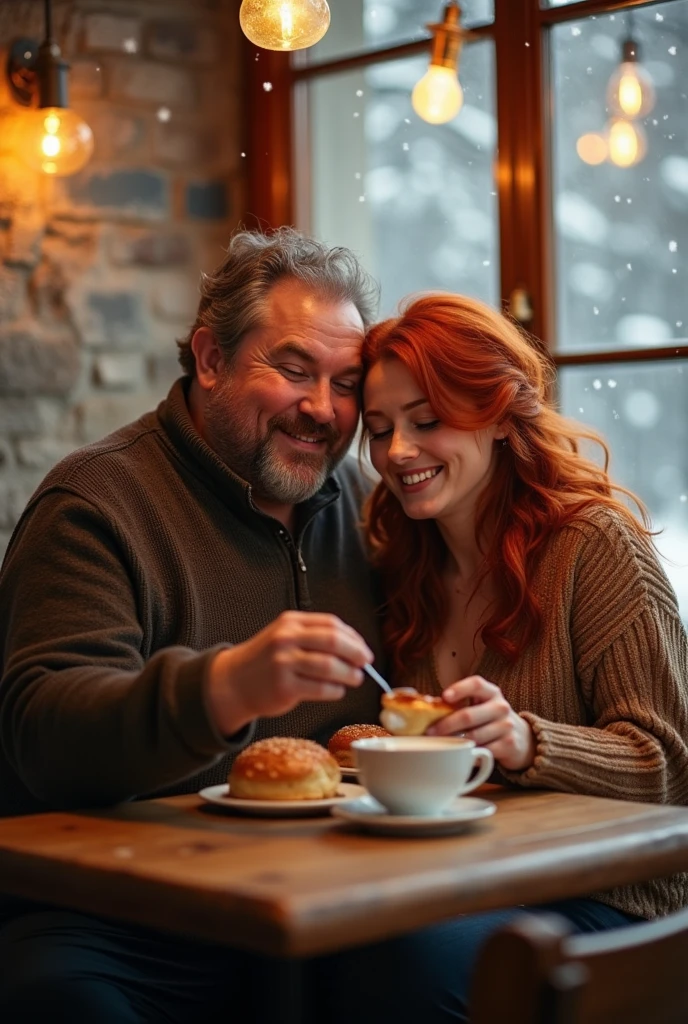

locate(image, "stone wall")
[[0, 0, 245, 555]]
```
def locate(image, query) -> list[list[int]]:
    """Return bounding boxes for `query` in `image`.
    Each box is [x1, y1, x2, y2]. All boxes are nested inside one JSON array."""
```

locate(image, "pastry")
[[228, 737, 341, 800], [379, 687, 453, 736], [328, 724, 391, 767]]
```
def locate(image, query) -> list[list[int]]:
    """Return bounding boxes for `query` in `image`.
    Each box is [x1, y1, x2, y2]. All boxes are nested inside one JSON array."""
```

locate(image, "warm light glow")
[[19, 107, 93, 175], [41, 133, 61, 157], [607, 118, 646, 168], [618, 71, 642, 117], [576, 132, 608, 166], [412, 65, 464, 125], [607, 62, 655, 118], [280, 4, 294, 39], [239, 0, 330, 51]]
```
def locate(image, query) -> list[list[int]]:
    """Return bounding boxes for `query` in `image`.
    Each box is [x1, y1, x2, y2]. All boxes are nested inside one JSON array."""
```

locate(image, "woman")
[[324, 292, 688, 1022]]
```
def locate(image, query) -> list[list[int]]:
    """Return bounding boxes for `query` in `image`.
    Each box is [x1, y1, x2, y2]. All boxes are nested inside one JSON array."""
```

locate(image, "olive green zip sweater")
[[0, 378, 385, 817]]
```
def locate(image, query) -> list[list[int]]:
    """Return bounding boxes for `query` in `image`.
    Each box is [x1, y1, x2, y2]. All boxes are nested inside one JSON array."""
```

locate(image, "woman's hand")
[[427, 675, 536, 772]]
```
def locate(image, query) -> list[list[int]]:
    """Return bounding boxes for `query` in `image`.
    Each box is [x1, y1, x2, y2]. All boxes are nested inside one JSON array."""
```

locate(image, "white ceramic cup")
[[351, 736, 494, 817]]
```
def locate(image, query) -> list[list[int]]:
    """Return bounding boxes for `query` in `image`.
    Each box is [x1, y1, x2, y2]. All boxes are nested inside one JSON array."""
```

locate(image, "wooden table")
[[1, 786, 687, 1020]]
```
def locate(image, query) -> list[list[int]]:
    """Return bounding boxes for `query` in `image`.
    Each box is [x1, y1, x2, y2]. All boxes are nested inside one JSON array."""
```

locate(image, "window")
[[305, 44, 499, 314], [247, 0, 688, 621]]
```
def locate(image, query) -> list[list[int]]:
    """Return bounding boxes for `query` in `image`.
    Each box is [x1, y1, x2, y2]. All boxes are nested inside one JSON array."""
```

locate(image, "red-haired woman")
[[322, 293, 688, 1023]]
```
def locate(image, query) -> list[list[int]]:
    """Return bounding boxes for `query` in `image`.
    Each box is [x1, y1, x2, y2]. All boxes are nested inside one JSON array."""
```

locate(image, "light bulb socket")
[[621, 38, 640, 64], [6, 36, 69, 109], [36, 38, 69, 109], [426, 2, 466, 71]]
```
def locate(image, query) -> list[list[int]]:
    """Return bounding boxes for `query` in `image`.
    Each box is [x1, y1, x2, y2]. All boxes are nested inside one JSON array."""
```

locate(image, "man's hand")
[[206, 611, 373, 736]]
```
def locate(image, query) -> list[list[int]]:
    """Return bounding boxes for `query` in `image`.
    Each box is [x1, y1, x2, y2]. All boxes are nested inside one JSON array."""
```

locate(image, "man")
[[0, 227, 383, 818], [0, 228, 389, 1020]]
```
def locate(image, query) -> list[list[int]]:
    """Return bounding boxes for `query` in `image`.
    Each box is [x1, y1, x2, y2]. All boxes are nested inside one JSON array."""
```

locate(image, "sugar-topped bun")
[[228, 737, 341, 800], [328, 724, 391, 768], [380, 687, 453, 736]]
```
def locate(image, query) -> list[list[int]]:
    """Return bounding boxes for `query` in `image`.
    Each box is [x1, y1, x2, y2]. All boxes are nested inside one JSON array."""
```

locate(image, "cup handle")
[[462, 747, 494, 794]]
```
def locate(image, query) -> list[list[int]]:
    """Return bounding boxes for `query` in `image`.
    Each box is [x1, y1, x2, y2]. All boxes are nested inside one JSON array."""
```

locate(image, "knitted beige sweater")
[[406, 505, 688, 920]]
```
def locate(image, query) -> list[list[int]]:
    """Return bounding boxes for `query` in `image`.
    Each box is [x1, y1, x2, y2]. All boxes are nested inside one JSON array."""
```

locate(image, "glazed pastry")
[[380, 687, 453, 736]]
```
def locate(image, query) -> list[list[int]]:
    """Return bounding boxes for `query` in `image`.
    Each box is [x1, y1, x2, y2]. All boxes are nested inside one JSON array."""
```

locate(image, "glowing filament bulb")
[[19, 107, 93, 175], [239, 0, 330, 51], [412, 65, 463, 125], [607, 118, 646, 168], [617, 69, 643, 117], [280, 4, 294, 40]]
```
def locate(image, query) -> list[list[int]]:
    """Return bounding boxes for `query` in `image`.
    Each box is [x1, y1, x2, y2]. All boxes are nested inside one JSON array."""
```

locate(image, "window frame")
[[243, 0, 688, 369]]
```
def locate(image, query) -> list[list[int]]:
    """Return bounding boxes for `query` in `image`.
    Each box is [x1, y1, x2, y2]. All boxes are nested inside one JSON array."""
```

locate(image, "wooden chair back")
[[469, 906, 688, 1024]]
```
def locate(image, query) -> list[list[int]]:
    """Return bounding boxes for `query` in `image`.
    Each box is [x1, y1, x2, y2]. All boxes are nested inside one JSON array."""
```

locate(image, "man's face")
[[203, 278, 365, 506]]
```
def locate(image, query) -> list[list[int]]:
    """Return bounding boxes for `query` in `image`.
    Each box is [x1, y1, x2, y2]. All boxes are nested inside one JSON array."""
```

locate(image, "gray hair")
[[177, 226, 380, 376]]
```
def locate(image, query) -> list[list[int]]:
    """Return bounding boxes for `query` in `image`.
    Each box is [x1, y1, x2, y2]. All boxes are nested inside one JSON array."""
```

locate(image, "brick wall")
[[0, 0, 246, 554]]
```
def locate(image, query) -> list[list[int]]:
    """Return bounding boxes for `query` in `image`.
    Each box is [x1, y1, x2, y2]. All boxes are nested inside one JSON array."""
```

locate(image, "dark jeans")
[[0, 899, 636, 1023]]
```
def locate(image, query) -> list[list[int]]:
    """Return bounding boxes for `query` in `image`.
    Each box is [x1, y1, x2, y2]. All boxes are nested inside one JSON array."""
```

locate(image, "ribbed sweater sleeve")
[[0, 491, 246, 810], [501, 513, 688, 804]]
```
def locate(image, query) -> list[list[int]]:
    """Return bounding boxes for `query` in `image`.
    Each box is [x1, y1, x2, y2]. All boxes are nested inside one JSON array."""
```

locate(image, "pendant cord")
[[45, 0, 53, 42], [627, 9, 635, 41]]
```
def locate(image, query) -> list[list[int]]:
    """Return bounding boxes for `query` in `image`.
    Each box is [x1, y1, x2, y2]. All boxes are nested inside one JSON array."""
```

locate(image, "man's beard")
[[203, 375, 350, 505]]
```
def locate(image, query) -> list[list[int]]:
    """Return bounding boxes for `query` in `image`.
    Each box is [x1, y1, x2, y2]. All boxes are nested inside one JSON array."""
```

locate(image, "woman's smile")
[[398, 466, 444, 491]]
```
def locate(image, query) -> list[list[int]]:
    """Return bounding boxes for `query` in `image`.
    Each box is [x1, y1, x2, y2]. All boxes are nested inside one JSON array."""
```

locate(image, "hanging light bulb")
[[607, 36, 655, 119], [20, 107, 93, 176], [576, 131, 608, 166], [412, 2, 470, 125], [6, 1, 93, 176], [413, 66, 463, 125], [606, 118, 647, 168], [240, 0, 330, 51]]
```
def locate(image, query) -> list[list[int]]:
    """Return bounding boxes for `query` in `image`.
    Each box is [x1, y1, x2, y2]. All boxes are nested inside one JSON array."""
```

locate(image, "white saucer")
[[331, 795, 496, 836], [340, 765, 360, 778], [198, 782, 365, 817]]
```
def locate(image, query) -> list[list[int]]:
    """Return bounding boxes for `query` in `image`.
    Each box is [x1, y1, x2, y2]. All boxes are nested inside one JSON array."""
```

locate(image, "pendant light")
[[240, 0, 331, 52], [6, 0, 93, 176], [412, 2, 473, 125], [606, 16, 655, 119]]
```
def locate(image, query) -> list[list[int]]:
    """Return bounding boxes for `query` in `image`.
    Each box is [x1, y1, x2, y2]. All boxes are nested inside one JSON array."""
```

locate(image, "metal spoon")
[[363, 663, 393, 695]]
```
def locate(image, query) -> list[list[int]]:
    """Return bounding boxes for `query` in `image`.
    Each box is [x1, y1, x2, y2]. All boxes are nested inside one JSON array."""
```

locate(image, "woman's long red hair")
[[362, 293, 652, 677]]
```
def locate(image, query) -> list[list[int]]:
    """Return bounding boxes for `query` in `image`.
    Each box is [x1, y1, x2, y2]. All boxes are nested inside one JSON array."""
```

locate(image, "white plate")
[[198, 782, 366, 817], [331, 795, 496, 836]]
